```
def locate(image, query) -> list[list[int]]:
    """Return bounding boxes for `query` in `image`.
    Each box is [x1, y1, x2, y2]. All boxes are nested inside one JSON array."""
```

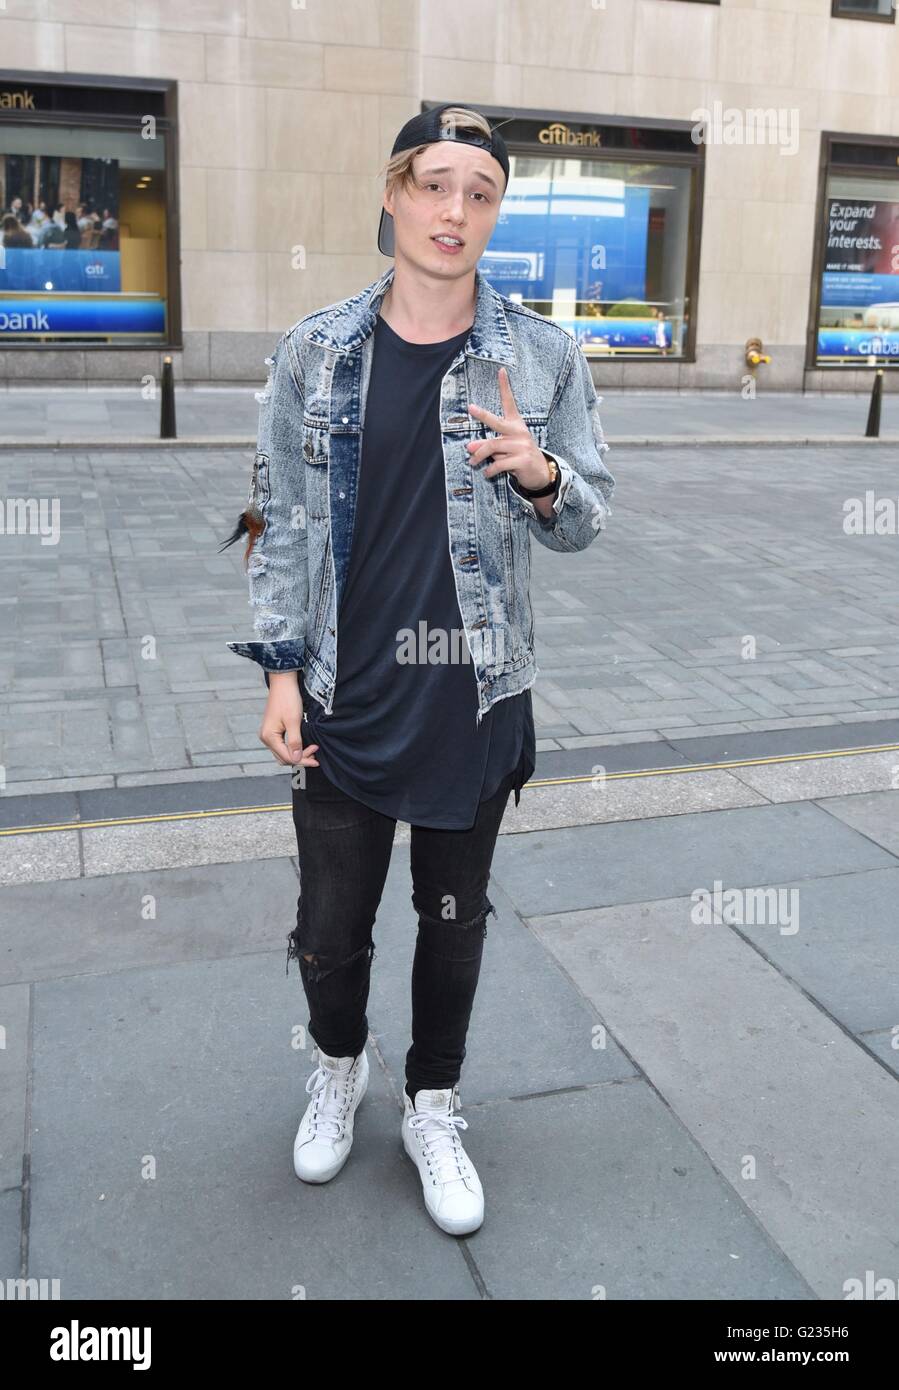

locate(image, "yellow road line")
[[2, 741, 898, 838]]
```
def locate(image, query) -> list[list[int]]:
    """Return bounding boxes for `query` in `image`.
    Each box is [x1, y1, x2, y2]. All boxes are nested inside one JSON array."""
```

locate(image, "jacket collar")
[[302, 262, 517, 367]]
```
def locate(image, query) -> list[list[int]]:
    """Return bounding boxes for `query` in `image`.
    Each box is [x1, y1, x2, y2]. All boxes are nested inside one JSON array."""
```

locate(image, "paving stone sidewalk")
[[2, 422, 898, 1300], [2, 761, 897, 1299], [2, 441, 899, 795], [1, 385, 897, 445]]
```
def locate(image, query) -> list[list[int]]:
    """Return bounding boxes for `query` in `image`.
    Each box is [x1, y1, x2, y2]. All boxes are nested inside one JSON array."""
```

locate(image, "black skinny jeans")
[[288, 759, 513, 1098]]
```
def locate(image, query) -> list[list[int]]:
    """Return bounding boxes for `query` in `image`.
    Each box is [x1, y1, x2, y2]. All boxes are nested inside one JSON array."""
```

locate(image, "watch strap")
[[516, 454, 559, 498]]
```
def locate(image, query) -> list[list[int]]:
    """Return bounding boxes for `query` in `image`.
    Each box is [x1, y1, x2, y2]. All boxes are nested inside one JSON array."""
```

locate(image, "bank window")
[[1, 123, 169, 343], [480, 153, 694, 359], [815, 170, 899, 367], [831, 0, 896, 20]]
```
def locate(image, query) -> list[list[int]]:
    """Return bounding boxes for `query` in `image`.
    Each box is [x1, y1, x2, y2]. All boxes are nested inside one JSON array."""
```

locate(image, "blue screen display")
[[818, 327, 899, 358], [0, 248, 121, 294], [478, 181, 651, 303], [821, 271, 899, 309], [0, 296, 165, 335]]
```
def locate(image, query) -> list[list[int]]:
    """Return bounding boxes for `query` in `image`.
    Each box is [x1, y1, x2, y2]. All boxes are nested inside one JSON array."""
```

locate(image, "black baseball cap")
[[378, 103, 510, 257]]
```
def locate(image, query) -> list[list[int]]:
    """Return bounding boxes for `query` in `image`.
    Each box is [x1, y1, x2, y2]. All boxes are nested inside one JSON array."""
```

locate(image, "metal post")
[[160, 354, 177, 439], [865, 368, 883, 439]]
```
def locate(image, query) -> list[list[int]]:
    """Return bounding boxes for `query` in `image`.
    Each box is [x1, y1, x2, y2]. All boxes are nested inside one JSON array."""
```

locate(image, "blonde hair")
[[381, 106, 496, 207]]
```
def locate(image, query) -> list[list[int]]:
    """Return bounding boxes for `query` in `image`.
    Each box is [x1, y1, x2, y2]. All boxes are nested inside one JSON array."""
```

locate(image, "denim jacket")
[[227, 263, 615, 725]]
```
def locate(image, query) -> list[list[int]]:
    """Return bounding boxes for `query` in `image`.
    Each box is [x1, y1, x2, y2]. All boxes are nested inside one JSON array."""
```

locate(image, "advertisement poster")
[[819, 197, 899, 359]]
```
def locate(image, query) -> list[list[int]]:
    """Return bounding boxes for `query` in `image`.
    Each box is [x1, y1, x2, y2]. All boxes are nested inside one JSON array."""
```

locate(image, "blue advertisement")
[[818, 327, 899, 359], [0, 248, 121, 294], [553, 316, 672, 352], [479, 182, 651, 303], [0, 297, 165, 336], [821, 271, 899, 309]]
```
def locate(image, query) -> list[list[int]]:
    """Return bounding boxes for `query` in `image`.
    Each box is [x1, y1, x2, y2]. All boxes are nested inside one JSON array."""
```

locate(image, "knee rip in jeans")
[[415, 896, 497, 939], [285, 925, 375, 981]]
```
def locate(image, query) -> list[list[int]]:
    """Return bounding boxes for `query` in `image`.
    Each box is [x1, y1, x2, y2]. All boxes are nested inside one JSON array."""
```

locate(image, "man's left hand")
[[467, 367, 554, 491]]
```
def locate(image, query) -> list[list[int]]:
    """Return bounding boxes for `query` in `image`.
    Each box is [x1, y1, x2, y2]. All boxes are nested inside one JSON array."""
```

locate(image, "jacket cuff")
[[227, 639, 306, 672]]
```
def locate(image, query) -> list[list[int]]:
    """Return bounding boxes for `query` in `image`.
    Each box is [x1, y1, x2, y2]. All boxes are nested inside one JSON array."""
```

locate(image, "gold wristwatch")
[[516, 452, 559, 498]]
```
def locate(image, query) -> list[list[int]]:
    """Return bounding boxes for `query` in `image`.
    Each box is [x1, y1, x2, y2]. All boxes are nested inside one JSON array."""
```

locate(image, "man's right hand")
[[259, 671, 320, 768]]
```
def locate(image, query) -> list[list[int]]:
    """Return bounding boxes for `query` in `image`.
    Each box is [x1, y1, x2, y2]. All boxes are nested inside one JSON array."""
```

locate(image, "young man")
[[226, 104, 615, 1236]]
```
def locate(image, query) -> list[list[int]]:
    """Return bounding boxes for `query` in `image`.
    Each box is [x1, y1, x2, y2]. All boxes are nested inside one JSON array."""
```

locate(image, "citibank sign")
[[538, 122, 601, 147], [0, 90, 35, 109]]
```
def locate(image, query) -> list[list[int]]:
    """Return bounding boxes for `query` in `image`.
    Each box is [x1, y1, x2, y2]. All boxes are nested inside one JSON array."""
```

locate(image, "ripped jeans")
[[288, 760, 513, 1098]]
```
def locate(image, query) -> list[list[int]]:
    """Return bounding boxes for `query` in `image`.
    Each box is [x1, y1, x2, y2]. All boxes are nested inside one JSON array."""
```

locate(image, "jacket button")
[[303, 441, 313, 459]]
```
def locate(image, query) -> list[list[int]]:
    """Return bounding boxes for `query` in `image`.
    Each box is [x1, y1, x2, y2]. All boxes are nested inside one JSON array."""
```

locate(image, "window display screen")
[[0, 123, 168, 342], [479, 153, 694, 358]]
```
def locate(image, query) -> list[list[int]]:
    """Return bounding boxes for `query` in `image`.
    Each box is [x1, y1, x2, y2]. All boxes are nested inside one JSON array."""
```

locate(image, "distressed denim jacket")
[[227, 263, 615, 725]]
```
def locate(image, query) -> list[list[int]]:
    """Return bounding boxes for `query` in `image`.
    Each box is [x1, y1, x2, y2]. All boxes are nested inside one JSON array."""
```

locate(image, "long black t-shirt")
[[300, 312, 535, 830]]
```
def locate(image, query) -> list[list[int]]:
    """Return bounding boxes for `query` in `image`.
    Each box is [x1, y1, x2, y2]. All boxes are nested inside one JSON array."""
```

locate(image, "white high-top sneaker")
[[293, 1045, 369, 1183], [402, 1085, 484, 1235]]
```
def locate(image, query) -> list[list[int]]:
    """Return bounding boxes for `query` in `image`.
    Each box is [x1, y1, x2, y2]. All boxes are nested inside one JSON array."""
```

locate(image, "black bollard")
[[865, 367, 883, 439], [160, 354, 177, 439]]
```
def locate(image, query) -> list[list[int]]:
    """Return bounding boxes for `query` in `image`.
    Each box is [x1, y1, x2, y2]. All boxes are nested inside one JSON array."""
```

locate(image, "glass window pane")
[[816, 173, 899, 366], [834, 0, 894, 16], [0, 123, 168, 344], [479, 153, 693, 358]]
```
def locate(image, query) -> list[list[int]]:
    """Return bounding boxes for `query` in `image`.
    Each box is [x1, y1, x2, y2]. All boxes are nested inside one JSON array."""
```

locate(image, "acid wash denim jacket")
[[227, 263, 616, 726]]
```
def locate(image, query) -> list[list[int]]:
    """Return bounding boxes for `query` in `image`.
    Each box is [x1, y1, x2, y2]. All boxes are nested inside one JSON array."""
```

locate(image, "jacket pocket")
[[302, 421, 329, 521], [302, 419, 329, 466]]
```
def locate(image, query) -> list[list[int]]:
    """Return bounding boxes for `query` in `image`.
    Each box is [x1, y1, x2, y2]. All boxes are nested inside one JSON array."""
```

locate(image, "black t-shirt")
[[300, 313, 535, 830]]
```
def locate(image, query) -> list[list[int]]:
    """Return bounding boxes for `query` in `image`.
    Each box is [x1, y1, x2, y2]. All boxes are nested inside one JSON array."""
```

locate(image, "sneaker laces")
[[408, 1109, 473, 1184], [305, 1060, 354, 1141]]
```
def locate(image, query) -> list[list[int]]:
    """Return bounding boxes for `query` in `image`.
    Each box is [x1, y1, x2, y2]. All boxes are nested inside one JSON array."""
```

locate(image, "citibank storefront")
[[0, 70, 180, 348], [470, 102, 705, 363]]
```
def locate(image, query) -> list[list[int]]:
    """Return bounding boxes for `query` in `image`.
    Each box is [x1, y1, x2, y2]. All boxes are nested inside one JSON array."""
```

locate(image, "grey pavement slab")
[[0, 984, 30, 1191], [26, 953, 477, 1300], [496, 767, 768, 834], [79, 808, 299, 878], [364, 869, 637, 1105], [665, 718, 899, 765], [815, 789, 899, 859], [4, 778, 894, 1299], [0, 829, 81, 887], [521, 739, 692, 779], [716, 866, 899, 1037], [0, 792, 80, 831], [0, 1191, 22, 1282], [488, 801, 896, 918], [451, 1085, 814, 1300], [728, 750, 899, 803], [865, 1030, 899, 1080], [529, 894, 899, 1300], [22, 946, 814, 1300], [0, 859, 303, 987]]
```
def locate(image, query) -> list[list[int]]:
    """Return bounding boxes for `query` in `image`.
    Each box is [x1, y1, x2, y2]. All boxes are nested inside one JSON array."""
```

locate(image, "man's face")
[[384, 139, 504, 277]]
